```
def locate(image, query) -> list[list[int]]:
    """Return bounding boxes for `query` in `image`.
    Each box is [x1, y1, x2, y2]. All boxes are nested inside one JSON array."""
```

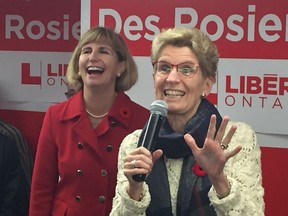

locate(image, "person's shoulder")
[[47, 98, 70, 111], [0, 120, 31, 155], [123, 129, 142, 141], [0, 120, 23, 139], [120, 129, 142, 151], [130, 101, 149, 112], [227, 121, 259, 150], [47, 91, 82, 114], [0, 131, 12, 142], [0, 131, 18, 153], [228, 121, 254, 132]]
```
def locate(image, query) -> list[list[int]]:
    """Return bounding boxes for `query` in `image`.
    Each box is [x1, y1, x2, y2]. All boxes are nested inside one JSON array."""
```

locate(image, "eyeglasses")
[[152, 61, 199, 78]]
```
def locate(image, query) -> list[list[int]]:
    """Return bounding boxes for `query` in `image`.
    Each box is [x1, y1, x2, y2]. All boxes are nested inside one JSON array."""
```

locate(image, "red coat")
[[29, 91, 149, 216]]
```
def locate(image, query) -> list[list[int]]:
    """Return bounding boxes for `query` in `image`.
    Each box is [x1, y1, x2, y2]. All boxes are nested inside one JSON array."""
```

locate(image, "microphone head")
[[150, 100, 168, 116]]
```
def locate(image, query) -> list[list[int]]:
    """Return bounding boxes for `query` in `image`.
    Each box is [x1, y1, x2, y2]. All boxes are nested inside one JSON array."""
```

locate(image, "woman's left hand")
[[184, 114, 242, 180]]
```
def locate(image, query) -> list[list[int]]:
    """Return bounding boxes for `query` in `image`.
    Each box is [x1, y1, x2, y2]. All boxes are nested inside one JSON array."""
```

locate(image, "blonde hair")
[[66, 26, 138, 92], [151, 27, 219, 81]]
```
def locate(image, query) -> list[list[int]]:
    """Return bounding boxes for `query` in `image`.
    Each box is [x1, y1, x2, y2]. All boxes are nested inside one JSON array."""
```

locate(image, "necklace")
[[86, 109, 108, 119]]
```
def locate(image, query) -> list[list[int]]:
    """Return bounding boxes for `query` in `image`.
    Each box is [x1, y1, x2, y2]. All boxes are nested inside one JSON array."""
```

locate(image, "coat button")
[[75, 196, 81, 202], [101, 170, 107, 176], [110, 120, 117, 127], [77, 143, 83, 149], [98, 195, 106, 203], [77, 169, 83, 176], [106, 145, 113, 152]]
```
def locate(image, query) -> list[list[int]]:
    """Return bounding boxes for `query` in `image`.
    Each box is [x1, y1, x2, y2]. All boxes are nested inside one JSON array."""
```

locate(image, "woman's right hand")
[[123, 147, 162, 200]]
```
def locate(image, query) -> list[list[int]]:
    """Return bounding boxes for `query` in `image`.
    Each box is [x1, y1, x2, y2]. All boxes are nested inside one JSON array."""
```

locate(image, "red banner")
[[90, 0, 288, 59], [0, 0, 81, 52]]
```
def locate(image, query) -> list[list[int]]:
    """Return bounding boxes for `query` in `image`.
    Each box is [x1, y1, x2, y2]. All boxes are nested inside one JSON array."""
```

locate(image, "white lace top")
[[110, 122, 265, 216]]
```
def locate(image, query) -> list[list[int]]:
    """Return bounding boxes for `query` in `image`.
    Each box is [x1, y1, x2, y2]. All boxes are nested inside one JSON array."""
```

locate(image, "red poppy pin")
[[192, 163, 206, 177]]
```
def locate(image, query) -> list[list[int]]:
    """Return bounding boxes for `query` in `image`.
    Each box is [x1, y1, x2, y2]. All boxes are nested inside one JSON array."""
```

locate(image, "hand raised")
[[184, 114, 242, 179]]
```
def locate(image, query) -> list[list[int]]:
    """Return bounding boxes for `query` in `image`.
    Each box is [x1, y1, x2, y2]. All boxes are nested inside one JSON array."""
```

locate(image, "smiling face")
[[78, 41, 124, 92], [153, 45, 214, 119]]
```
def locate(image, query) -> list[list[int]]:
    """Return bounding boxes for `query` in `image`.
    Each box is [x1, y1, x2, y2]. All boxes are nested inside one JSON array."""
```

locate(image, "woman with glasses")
[[110, 27, 264, 216]]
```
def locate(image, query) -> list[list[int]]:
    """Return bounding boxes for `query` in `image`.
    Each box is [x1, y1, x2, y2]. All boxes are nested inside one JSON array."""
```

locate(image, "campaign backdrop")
[[0, 0, 81, 172], [82, 1, 288, 214], [0, 0, 287, 215], [81, 0, 288, 146], [0, 0, 80, 111]]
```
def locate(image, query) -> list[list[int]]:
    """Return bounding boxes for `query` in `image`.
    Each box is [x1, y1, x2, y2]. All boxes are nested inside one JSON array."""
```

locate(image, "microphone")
[[132, 100, 168, 182]]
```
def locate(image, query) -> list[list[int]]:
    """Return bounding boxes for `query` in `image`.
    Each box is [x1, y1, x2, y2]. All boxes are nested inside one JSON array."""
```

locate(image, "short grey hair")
[[151, 27, 219, 81]]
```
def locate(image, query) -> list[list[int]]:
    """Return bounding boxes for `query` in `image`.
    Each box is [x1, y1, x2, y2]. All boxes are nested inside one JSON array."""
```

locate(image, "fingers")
[[220, 124, 237, 149], [206, 115, 230, 141], [206, 114, 217, 140], [206, 115, 238, 151], [225, 145, 242, 159], [124, 147, 161, 178], [129, 159, 137, 169], [125, 147, 150, 168], [214, 115, 230, 143], [184, 133, 198, 152], [186, 114, 239, 154], [152, 149, 163, 163]]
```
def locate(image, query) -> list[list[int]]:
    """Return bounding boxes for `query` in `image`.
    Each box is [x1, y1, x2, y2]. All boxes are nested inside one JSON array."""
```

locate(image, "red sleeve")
[[29, 107, 59, 216]]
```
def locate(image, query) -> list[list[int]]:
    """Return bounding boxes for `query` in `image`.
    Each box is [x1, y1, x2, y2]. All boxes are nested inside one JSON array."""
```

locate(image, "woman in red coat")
[[29, 26, 149, 216]]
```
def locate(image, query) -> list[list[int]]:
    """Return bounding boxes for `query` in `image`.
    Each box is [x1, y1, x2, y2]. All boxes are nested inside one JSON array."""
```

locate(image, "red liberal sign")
[[89, 0, 288, 59], [0, 0, 81, 52]]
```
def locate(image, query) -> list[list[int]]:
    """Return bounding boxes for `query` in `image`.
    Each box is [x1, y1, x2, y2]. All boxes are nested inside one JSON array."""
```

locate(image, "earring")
[[77, 72, 81, 76], [117, 73, 121, 77], [201, 93, 206, 98]]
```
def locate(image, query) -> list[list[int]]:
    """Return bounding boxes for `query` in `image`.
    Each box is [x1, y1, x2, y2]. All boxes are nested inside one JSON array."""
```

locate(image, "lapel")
[[177, 155, 198, 216], [58, 90, 134, 153], [71, 114, 98, 149], [59, 91, 98, 151], [146, 156, 173, 216], [177, 155, 216, 216]]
